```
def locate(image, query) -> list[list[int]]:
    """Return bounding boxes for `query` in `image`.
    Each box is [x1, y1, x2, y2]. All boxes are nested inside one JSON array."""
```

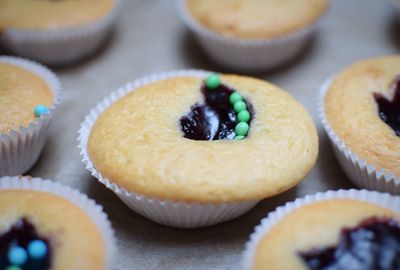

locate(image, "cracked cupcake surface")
[[88, 74, 318, 203]]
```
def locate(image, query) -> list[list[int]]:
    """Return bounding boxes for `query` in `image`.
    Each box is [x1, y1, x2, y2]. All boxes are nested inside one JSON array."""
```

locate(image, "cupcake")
[[243, 189, 400, 270], [178, 0, 329, 71], [0, 56, 61, 177], [0, 0, 121, 65], [0, 176, 114, 270], [79, 70, 319, 228], [319, 56, 400, 194]]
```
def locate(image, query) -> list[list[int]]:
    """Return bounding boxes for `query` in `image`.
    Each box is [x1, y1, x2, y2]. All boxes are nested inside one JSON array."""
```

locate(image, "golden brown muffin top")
[[324, 56, 400, 176], [0, 0, 115, 30], [88, 75, 318, 203], [0, 190, 105, 270], [0, 63, 53, 134], [186, 0, 328, 39], [252, 199, 399, 270]]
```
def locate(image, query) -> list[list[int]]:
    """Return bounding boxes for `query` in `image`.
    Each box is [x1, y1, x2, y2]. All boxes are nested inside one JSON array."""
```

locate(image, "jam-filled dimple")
[[180, 75, 254, 141], [0, 218, 51, 270], [299, 218, 400, 270], [374, 77, 400, 137]]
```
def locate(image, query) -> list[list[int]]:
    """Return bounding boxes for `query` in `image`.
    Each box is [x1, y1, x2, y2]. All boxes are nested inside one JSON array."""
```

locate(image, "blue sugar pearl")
[[28, 240, 47, 259], [34, 105, 49, 117], [8, 246, 27, 266]]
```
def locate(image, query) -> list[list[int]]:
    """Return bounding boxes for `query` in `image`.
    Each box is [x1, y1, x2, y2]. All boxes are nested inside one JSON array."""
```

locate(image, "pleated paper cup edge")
[[317, 76, 400, 189], [242, 189, 400, 270], [77, 69, 260, 227], [0, 0, 122, 65], [0, 55, 62, 176], [0, 176, 115, 270]]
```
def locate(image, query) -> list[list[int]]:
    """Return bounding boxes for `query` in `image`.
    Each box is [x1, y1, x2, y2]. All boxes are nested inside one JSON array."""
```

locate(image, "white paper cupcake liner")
[[177, 0, 325, 71], [78, 70, 259, 228], [0, 56, 62, 177], [242, 189, 400, 270], [0, 176, 115, 270], [0, 0, 122, 66], [318, 77, 400, 194]]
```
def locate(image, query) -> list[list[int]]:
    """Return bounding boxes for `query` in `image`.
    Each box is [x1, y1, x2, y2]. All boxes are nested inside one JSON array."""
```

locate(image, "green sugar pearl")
[[6, 267, 22, 270], [235, 122, 249, 136], [229, 92, 242, 105], [237, 110, 250, 123], [205, 74, 220, 89], [234, 135, 245, 140], [233, 100, 246, 113]]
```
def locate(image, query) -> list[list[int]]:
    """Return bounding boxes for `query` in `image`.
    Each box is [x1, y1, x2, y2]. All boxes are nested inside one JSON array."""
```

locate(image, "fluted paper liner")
[[318, 77, 400, 194], [177, 0, 325, 71], [0, 0, 122, 65], [0, 176, 115, 269], [242, 189, 400, 270], [78, 70, 259, 228], [0, 56, 62, 176]]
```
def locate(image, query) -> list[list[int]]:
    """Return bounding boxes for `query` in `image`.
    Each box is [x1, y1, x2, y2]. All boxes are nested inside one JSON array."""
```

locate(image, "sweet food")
[[80, 70, 318, 227], [178, 0, 329, 70], [320, 56, 400, 193], [88, 73, 318, 203], [324, 56, 400, 175], [0, 0, 121, 65], [0, 0, 115, 30], [243, 190, 400, 270], [0, 176, 114, 270], [186, 0, 328, 40], [0, 56, 61, 177], [0, 63, 53, 134]]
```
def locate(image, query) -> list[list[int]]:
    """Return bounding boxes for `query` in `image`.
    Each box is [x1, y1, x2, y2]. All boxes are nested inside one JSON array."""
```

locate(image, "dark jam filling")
[[180, 82, 253, 140], [299, 218, 400, 270], [374, 77, 400, 137], [0, 218, 51, 270]]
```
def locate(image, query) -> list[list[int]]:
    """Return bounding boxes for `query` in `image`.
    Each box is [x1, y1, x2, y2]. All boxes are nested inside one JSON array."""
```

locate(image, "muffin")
[[0, 0, 121, 65], [178, 0, 329, 70], [0, 56, 61, 177], [79, 70, 319, 228], [319, 56, 400, 193], [0, 176, 114, 270], [243, 189, 400, 270]]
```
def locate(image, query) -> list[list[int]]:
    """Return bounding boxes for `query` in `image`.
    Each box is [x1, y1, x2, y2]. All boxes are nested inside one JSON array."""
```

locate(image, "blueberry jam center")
[[180, 82, 253, 140], [0, 218, 51, 270], [374, 77, 400, 136], [299, 218, 400, 270]]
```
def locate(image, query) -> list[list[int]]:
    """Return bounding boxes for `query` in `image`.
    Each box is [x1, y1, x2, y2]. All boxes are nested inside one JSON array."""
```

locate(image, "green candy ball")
[[233, 100, 247, 113], [235, 122, 249, 136], [229, 92, 242, 105], [234, 135, 245, 140], [205, 74, 220, 89], [237, 110, 250, 122], [6, 266, 22, 270]]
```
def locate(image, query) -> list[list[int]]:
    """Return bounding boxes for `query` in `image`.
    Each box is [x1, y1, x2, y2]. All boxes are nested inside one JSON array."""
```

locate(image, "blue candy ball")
[[28, 240, 47, 259], [34, 105, 49, 117], [8, 246, 27, 266]]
